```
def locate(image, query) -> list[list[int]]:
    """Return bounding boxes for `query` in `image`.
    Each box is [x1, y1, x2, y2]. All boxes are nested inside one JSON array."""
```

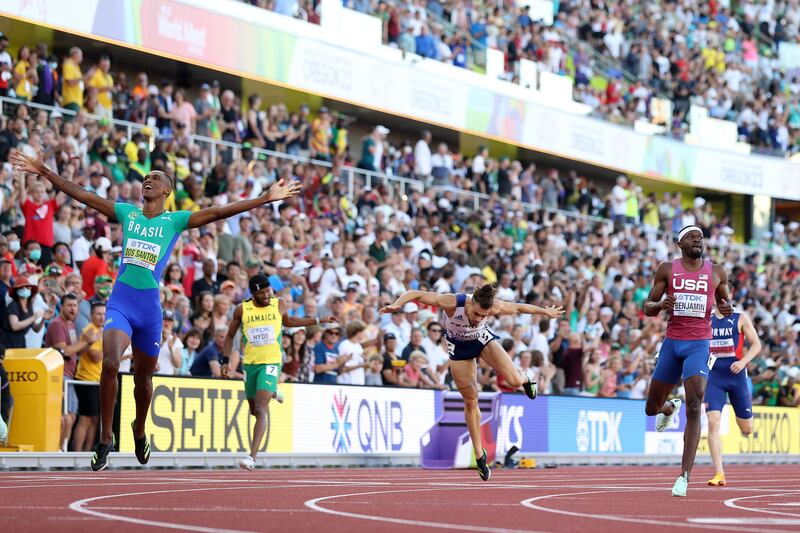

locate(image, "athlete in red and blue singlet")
[[705, 295, 761, 487], [644, 225, 732, 497]]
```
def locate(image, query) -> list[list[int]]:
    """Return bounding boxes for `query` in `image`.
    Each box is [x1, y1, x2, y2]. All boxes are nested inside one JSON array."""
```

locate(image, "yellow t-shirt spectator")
[[62, 58, 83, 108], [89, 68, 114, 111], [14, 60, 31, 99], [75, 323, 103, 382]]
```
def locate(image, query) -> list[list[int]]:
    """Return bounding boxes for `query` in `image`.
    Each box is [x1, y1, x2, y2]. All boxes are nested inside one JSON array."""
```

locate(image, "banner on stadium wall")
[[6, 0, 800, 200], [547, 397, 646, 454], [118, 374, 293, 453], [716, 405, 800, 455], [496, 394, 548, 456], [291, 385, 436, 454]]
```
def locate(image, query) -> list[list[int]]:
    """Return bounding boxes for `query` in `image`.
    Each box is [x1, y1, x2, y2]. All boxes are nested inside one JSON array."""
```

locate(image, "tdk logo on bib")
[[576, 410, 622, 452]]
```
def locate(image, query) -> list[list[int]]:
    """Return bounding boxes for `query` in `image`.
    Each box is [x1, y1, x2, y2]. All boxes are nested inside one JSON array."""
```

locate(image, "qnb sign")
[[8, 371, 39, 382], [576, 410, 622, 453], [355, 399, 404, 453], [739, 412, 793, 454]]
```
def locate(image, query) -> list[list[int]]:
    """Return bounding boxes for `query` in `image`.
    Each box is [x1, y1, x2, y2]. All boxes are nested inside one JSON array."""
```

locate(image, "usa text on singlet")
[[666, 258, 714, 341]]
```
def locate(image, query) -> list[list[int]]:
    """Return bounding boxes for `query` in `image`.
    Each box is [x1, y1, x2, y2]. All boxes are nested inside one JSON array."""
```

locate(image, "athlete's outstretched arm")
[[379, 290, 456, 313], [10, 150, 116, 219], [492, 300, 564, 319], [224, 304, 243, 378], [278, 298, 336, 327], [643, 262, 673, 317], [731, 311, 762, 374], [186, 178, 302, 229]]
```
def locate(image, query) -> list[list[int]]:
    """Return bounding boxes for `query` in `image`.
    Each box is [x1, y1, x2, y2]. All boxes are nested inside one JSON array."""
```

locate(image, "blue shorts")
[[653, 338, 711, 384], [445, 329, 500, 361], [704, 357, 752, 419], [104, 282, 162, 357]]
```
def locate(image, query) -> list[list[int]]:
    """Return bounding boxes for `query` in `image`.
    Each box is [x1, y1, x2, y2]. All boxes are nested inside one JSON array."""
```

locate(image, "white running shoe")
[[655, 399, 682, 432], [238, 456, 255, 471], [274, 390, 284, 404]]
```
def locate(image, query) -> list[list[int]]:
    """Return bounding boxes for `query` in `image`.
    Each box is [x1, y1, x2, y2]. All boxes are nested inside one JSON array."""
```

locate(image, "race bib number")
[[707, 354, 718, 370], [446, 339, 455, 357], [247, 325, 275, 347], [265, 364, 279, 377], [477, 328, 494, 345], [673, 292, 708, 318], [122, 238, 161, 270]]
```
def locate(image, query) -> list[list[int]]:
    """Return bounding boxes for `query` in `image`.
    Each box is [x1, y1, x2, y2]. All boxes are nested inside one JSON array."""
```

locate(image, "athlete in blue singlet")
[[381, 283, 563, 481], [705, 291, 761, 487], [11, 150, 301, 471]]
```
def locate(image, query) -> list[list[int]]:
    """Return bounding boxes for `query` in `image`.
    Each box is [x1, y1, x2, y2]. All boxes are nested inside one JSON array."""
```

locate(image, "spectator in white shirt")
[[156, 311, 183, 375], [421, 321, 449, 384], [413, 130, 432, 179], [383, 309, 411, 349], [611, 175, 629, 226], [430, 143, 453, 186], [337, 320, 368, 385]]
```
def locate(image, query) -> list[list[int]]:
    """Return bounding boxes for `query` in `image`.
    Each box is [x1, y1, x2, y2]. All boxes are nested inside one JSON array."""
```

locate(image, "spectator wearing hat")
[[337, 320, 369, 385], [358, 125, 389, 172], [313, 322, 350, 384], [342, 282, 364, 317], [80, 237, 113, 299], [4, 276, 50, 349], [194, 83, 216, 138], [156, 309, 183, 376], [72, 299, 105, 451], [43, 293, 94, 451], [380, 332, 401, 385], [76, 274, 113, 333], [269, 258, 295, 294]]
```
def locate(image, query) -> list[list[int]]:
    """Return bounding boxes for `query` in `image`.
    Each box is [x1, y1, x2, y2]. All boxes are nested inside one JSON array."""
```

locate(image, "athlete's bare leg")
[[98, 328, 129, 445], [681, 375, 706, 475], [479, 340, 528, 388], [644, 378, 678, 417], [131, 347, 157, 440], [247, 390, 272, 461], [450, 359, 482, 458], [706, 410, 723, 475]]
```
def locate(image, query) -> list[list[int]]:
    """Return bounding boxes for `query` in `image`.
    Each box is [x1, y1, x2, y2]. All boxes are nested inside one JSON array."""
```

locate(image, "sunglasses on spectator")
[[326, 331, 341, 336], [429, 328, 442, 333]]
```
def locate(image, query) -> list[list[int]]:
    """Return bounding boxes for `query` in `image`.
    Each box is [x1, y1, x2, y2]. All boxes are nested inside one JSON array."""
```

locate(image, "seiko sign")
[[8, 370, 39, 383]]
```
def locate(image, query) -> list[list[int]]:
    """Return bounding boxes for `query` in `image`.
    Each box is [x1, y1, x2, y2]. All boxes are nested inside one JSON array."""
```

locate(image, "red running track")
[[3, 465, 800, 532]]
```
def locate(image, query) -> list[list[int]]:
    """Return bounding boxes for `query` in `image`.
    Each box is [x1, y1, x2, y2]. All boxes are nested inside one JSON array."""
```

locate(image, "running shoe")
[[707, 473, 726, 486], [655, 398, 682, 432], [672, 472, 689, 497], [238, 456, 256, 471], [274, 390, 285, 404], [91, 435, 115, 472], [131, 419, 151, 465], [476, 448, 491, 481], [522, 369, 538, 400]]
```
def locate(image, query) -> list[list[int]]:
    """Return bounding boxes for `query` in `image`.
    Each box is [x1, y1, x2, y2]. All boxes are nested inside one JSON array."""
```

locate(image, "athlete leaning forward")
[[644, 225, 732, 496], [10, 150, 301, 471], [224, 274, 336, 470], [380, 283, 563, 481]]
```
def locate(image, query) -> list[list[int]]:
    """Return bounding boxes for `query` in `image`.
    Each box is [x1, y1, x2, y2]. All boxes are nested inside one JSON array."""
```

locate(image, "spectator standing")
[[194, 83, 216, 138], [19, 179, 58, 261], [337, 320, 368, 385], [72, 301, 105, 451], [560, 332, 585, 396], [358, 125, 389, 172], [4, 276, 48, 349], [80, 238, 112, 299], [0, 34, 13, 97], [611, 176, 629, 227], [88, 55, 114, 120], [310, 107, 332, 162], [430, 143, 453, 186], [413, 130, 432, 180], [62, 47, 93, 114]]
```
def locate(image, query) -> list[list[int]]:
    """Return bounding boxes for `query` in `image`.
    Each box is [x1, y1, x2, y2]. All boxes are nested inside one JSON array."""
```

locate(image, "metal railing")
[[0, 96, 771, 257]]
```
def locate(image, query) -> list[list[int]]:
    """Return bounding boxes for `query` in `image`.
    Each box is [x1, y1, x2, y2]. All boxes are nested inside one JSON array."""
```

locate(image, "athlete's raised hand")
[[9, 150, 50, 178], [542, 305, 565, 319], [660, 295, 676, 312], [379, 304, 402, 314], [266, 178, 303, 202]]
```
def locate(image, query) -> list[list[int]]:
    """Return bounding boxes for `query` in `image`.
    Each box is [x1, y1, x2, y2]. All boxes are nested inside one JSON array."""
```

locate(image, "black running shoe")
[[522, 378, 538, 400], [91, 436, 114, 472], [131, 419, 150, 465], [476, 448, 491, 481]]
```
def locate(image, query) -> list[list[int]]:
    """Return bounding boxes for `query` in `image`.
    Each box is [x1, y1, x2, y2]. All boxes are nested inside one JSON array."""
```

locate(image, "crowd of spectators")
[[246, 0, 800, 155], [0, 34, 799, 453]]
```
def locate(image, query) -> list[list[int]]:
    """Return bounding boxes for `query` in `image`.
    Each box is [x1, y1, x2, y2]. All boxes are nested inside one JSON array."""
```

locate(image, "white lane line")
[[689, 518, 800, 525], [724, 493, 800, 518], [305, 487, 550, 533], [520, 489, 783, 533], [68, 482, 359, 532], [771, 503, 800, 506]]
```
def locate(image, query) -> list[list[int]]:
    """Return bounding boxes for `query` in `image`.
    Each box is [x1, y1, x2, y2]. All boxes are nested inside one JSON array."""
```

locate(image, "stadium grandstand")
[[0, 0, 799, 531]]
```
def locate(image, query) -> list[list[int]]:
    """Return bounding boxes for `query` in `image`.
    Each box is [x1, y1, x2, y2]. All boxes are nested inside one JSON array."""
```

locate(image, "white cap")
[[276, 258, 293, 269], [376, 125, 390, 135], [292, 260, 312, 275], [95, 237, 112, 252], [403, 302, 419, 313], [694, 197, 706, 209]]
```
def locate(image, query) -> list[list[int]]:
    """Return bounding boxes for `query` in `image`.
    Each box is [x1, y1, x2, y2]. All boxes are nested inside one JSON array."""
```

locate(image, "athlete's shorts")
[[104, 282, 162, 357], [446, 328, 500, 361], [704, 357, 752, 419], [243, 363, 281, 399], [75, 382, 100, 417], [653, 338, 711, 384]]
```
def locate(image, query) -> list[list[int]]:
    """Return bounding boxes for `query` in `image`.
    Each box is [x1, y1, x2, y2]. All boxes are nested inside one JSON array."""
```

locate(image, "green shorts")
[[242, 363, 281, 398]]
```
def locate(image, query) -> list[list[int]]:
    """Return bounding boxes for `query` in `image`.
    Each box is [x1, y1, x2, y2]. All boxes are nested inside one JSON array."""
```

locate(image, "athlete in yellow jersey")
[[225, 274, 335, 470]]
